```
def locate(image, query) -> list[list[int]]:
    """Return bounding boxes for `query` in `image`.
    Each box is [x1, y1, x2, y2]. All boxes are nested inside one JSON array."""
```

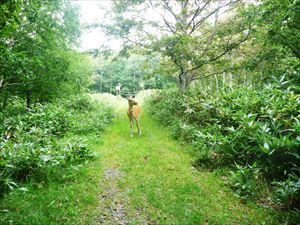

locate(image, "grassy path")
[[0, 100, 278, 224], [92, 109, 276, 224]]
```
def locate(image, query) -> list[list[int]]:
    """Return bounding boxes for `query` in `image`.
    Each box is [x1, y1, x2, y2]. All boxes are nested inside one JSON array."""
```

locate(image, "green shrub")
[[62, 95, 95, 111], [63, 139, 96, 162], [145, 79, 300, 208], [0, 95, 114, 194], [273, 175, 300, 209], [70, 101, 114, 135], [229, 164, 262, 199]]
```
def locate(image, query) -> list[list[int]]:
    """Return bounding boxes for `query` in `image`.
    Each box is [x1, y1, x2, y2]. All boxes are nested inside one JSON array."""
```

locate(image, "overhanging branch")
[[189, 0, 240, 34], [191, 67, 240, 81], [187, 0, 212, 30], [149, 0, 176, 34], [189, 27, 251, 73]]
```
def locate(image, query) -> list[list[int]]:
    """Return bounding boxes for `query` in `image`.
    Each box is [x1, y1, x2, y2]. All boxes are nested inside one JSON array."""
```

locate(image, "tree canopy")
[[0, 0, 92, 108], [102, 0, 299, 90], [103, 0, 253, 89], [89, 53, 176, 95]]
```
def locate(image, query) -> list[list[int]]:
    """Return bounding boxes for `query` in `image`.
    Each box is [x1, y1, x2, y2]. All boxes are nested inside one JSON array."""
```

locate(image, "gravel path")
[[95, 168, 128, 225]]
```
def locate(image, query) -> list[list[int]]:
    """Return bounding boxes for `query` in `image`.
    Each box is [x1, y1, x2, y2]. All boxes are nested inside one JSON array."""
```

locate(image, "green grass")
[[0, 100, 279, 224], [93, 110, 278, 224]]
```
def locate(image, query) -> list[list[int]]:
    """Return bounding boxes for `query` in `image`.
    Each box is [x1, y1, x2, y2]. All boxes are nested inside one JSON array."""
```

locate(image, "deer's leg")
[[136, 117, 141, 135], [130, 119, 134, 138]]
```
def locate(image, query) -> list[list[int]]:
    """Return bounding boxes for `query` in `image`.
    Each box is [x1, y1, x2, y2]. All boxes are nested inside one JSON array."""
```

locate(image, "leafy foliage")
[[104, 1, 257, 90], [273, 174, 300, 209], [0, 95, 114, 194], [0, 0, 91, 108], [229, 164, 263, 199], [146, 78, 300, 209], [256, 0, 300, 59], [89, 54, 176, 95]]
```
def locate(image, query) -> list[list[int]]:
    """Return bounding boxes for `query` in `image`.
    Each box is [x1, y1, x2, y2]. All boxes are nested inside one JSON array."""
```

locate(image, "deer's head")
[[127, 96, 138, 106]]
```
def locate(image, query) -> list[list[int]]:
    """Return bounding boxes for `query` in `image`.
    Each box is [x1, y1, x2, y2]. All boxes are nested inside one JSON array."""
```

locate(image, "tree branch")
[[166, 47, 185, 79], [149, 0, 176, 34], [191, 68, 236, 81], [189, 27, 251, 72], [187, 0, 212, 30], [189, 0, 240, 34], [162, 0, 183, 24], [123, 36, 148, 47]]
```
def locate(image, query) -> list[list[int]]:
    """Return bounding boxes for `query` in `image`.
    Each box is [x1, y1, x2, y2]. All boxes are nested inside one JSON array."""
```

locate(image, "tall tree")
[[103, 0, 252, 90], [0, 0, 89, 108], [258, 0, 300, 59]]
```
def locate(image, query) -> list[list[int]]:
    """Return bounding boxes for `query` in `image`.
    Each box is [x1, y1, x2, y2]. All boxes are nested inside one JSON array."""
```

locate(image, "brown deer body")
[[127, 97, 141, 137]]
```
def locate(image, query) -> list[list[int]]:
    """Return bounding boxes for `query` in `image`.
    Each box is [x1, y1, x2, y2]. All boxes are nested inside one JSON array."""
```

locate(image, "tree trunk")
[[26, 90, 31, 109], [214, 75, 219, 92], [1, 92, 8, 111], [179, 72, 192, 91]]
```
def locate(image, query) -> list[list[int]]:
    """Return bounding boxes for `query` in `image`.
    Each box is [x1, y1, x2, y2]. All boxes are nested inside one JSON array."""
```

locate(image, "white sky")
[[72, 0, 122, 51], [72, 0, 243, 52]]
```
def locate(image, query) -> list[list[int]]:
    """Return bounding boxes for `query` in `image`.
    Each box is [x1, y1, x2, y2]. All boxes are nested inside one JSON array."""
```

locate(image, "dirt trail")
[[96, 168, 128, 224]]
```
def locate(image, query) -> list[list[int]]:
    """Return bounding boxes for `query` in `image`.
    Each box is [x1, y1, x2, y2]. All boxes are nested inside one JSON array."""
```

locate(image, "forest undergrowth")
[[146, 78, 300, 224]]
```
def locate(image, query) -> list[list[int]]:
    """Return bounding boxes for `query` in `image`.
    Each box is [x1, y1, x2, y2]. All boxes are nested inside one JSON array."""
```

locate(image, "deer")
[[127, 96, 141, 137]]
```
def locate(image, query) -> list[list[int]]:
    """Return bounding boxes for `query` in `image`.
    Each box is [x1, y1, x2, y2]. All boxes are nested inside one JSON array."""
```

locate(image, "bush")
[[145, 80, 300, 208], [273, 175, 300, 209], [0, 95, 114, 194], [70, 102, 114, 135], [229, 163, 262, 199], [62, 95, 95, 111], [63, 139, 96, 162]]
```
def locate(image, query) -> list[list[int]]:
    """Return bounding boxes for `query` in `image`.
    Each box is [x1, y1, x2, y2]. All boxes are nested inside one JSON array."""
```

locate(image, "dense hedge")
[[0, 95, 114, 194], [146, 81, 300, 210]]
